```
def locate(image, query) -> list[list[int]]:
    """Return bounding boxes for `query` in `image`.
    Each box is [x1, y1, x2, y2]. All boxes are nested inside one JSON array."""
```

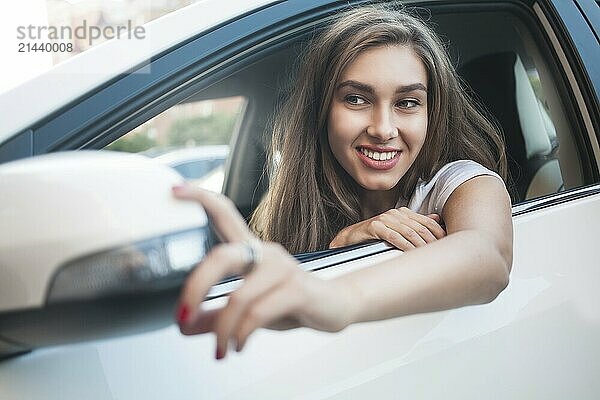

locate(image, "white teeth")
[[359, 148, 397, 161]]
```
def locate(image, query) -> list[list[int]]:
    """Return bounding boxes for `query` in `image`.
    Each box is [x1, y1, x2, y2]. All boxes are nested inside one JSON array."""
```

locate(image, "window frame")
[[0, 0, 598, 254]]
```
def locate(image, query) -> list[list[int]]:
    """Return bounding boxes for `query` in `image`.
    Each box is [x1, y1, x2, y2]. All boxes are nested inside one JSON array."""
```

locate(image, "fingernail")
[[176, 304, 190, 324], [172, 183, 187, 192], [216, 348, 224, 360]]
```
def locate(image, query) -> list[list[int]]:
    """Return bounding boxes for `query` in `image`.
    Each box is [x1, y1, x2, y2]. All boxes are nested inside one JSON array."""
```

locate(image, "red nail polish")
[[176, 304, 190, 323], [216, 348, 224, 360]]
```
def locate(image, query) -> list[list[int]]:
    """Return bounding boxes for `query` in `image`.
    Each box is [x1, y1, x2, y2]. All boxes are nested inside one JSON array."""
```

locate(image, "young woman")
[[172, 5, 513, 360], [249, 5, 508, 254]]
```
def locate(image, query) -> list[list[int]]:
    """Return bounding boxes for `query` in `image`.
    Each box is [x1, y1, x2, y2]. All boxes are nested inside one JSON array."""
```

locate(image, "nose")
[[367, 106, 398, 141]]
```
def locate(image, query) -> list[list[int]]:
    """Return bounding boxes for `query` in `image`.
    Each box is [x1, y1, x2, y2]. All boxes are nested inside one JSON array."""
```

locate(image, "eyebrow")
[[336, 80, 427, 94]]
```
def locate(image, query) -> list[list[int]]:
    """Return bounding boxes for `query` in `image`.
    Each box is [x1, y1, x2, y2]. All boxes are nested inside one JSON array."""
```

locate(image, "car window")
[[106, 2, 596, 254], [106, 96, 245, 193]]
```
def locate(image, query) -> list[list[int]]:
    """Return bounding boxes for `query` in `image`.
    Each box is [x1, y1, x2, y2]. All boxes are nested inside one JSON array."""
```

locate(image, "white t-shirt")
[[395, 160, 504, 215]]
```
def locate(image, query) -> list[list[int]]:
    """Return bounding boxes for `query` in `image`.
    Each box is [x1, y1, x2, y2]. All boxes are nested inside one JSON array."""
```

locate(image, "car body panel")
[[1, 192, 599, 398]]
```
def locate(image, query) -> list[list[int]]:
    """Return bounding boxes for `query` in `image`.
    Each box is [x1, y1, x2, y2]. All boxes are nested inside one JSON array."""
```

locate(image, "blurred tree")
[[167, 113, 237, 146], [106, 131, 157, 153]]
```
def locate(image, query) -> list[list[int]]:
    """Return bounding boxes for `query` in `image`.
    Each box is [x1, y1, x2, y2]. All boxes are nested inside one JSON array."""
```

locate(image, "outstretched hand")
[[172, 184, 357, 360], [329, 207, 446, 251]]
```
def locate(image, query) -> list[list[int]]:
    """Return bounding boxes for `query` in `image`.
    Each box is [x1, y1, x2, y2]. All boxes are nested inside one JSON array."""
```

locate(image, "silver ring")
[[239, 239, 263, 275]]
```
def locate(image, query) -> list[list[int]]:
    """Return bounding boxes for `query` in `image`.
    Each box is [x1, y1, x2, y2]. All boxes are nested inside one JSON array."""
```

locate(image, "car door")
[[1, 0, 599, 399]]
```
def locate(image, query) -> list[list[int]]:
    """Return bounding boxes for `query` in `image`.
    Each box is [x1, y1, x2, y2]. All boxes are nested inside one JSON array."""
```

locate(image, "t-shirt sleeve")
[[407, 160, 504, 215]]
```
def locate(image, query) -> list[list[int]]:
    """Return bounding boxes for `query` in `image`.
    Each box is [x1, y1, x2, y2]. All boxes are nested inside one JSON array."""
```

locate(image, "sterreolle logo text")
[[17, 19, 146, 47]]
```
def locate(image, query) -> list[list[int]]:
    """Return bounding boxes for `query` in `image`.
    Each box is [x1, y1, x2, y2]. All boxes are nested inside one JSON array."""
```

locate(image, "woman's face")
[[327, 45, 428, 191]]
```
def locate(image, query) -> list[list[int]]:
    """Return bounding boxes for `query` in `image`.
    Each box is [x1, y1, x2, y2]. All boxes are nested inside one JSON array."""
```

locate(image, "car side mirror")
[[0, 151, 212, 359]]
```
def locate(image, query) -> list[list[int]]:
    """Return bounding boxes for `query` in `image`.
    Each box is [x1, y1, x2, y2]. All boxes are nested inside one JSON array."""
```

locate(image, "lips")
[[355, 146, 401, 170]]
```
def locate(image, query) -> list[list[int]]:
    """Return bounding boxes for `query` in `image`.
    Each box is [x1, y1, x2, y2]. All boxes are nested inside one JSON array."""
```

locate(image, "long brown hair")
[[250, 5, 507, 254]]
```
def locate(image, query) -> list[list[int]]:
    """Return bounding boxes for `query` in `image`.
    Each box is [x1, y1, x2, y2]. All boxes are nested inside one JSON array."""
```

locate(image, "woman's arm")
[[332, 175, 513, 323], [173, 176, 512, 359], [329, 208, 446, 251]]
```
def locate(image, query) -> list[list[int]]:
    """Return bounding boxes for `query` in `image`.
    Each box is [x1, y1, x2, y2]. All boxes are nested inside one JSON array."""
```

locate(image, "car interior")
[[117, 4, 586, 234]]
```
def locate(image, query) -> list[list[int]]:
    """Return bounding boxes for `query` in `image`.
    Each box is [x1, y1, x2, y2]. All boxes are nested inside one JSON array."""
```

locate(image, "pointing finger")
[[172, 184, 252, 242]]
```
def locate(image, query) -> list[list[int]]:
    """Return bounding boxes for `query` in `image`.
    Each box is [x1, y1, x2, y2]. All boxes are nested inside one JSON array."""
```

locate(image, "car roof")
[[0, 0, 277, 145]]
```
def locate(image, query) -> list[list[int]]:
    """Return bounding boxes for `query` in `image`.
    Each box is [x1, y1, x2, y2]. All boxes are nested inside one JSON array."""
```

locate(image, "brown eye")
[[397, 99, 420, 109], [345, 95, 367, 105]]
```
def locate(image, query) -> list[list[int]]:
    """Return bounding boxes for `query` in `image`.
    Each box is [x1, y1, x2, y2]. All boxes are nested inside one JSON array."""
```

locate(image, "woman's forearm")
[[332, 229, 511, 325]]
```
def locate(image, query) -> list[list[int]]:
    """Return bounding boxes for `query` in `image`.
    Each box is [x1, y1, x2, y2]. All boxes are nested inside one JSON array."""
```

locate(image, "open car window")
[[107, 96, 245, 193], [104, 2, 596, 257]]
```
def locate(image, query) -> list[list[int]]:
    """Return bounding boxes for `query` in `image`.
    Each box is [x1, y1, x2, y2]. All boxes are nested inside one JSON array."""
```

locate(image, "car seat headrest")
[[513, 55, 552, 158]]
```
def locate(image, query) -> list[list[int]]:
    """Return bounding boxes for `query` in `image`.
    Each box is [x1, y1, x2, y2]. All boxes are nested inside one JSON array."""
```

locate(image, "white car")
[[1, 0, 599, 399], [150, 146, 229, 192]]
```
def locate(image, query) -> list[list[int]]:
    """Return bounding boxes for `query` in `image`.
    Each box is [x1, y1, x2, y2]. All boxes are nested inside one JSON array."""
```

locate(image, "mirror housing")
[[0, 151, 212, 358]]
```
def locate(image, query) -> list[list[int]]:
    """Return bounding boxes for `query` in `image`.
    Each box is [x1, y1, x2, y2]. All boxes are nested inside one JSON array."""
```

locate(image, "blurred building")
[[46, 0, 198, 64]]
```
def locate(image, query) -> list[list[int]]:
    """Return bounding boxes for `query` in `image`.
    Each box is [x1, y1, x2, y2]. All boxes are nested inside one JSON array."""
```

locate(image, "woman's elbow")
[[481, 249, 512, 304], [486, 266, 510, 303], [473, 230, 512, 304], [485, 224, 513, 301]]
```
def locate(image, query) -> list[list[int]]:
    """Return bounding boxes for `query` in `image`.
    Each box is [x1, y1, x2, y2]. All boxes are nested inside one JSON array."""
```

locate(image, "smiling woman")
[[250, 5, 508, 254], [174, 4, 513, 361]]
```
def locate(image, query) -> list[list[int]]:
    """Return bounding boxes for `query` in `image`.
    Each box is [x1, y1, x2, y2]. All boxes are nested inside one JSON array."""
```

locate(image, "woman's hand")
[[172, 185, 357, 360], [329, 207, 446, 251]]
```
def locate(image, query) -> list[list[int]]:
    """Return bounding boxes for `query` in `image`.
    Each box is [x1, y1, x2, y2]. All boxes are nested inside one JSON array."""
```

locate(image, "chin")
[[356, 177, 399, 191]]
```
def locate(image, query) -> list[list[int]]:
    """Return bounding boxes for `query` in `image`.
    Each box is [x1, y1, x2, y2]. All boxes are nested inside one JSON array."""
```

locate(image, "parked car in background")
[[0, 0, 599, 398], [147, 145, 229, 192]]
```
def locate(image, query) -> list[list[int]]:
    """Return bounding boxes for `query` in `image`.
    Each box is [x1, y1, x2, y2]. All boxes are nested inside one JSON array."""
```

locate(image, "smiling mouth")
[[354, 146, 401, 171], [356, 146, 399, 161]]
